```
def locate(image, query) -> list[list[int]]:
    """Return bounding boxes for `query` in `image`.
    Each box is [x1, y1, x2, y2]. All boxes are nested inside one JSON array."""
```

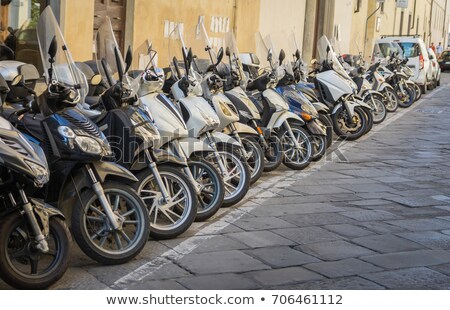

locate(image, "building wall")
[[256, 0, 306, 60], [60, 0, 94, 61]]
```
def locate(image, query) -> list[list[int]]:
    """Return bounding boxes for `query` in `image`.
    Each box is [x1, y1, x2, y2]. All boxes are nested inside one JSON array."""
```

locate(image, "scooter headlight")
[[58, 126, 76, 139], [25, 160, 49, 186], [75, 136, 103, 155]]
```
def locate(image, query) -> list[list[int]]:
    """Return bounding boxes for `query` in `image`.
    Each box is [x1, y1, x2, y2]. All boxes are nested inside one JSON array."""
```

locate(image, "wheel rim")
[[311, 135, 326, 157], [189, 163, 220, 214], [337, 109, 363, 134], [5, 219, 62, 279], [281, 128, 312, 164], [372, 99, 386, 122], [83, 189, 145, 254], [386, 91, 397, 110], [209, 150, 246, 200], [139, 171, 192, 231], [264, 135, 281, 166], [243, 140, 262, 179]]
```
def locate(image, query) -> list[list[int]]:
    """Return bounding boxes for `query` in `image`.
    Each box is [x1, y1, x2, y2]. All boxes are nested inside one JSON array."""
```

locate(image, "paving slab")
[[361, 250, 450, 269], [126, 279, 187, 290], [304, 258, 383, 278], [341, 210, 402, 221], [323, 224, 375, 238], [273, 227, 342, 245], [280, 213, 354, 227], [386, 218, 450, 231], [175, 250, 270, 275], [226, 231, 295, 248], [352, 234, 424, 253], [397, 231, 450, 250], [232, 216, 296, 231], [386, 196, 443, 207], [362, 267, 450, 289], [296, 240, 375, 261], [245, 267, 324, 287], [243, 246, 319, 268], [176, 274, 260, 290], [278, 276, 385, 290]]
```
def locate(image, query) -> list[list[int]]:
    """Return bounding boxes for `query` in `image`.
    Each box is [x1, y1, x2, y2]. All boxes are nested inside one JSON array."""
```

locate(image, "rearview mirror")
[[91, 74, 102, 86], [48, 36, 57, 59], [114, 47, 124, 81], [216, 47, 224, 64], [187, 48, 193, 70], [226, 47, 231, 57], [279, 49, 286, 64], [11, 75, 23, 86], [7, 26, 14, 35], [124, 45, 132, 73], [326, 45, 331, 53], [267, 48, 273, 62], [295, 49, 301, 60]]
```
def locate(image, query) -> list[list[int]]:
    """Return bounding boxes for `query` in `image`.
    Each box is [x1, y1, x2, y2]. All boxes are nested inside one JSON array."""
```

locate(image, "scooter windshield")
[[288, 33, 307, 81], [317, 35, 351, 81], [168, 24, 188, 80], [134, 39, 155, 70], [265, 34, 294, 78], [224, 30, 248, 85], [95, 16, 139, 96], [37, 7, 88, 102]]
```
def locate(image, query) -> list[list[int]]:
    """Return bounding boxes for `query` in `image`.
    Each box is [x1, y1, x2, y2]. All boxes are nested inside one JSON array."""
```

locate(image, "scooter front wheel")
[[262, 133, 283, 172], [241, 136, 265, 184], [0, 213, 71, 289], [383, 89, 399, 113], [279, 123, 312, 170], [72, 182, 150, 264], [136, 165, 197, 239], [332, 106, 367, 141]]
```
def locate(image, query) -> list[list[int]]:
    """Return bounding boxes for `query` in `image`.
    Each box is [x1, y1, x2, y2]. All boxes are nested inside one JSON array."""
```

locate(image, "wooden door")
[[94, 0, 126, 52]]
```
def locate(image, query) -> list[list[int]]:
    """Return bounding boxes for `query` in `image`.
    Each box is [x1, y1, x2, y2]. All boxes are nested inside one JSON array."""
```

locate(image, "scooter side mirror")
[[226, 46, 231, 57], [124, 45, 132, 73], [7, 26, 14, 35], [48, 36, 57, 59], [91, 74, 102, 86], [267, 49, 273, 62], [216, 47, 224, 65], [295, 49, 301, 60], [326, 45, 331, 53], [279, 49, 286, 64], [11, 75, 23, 86]]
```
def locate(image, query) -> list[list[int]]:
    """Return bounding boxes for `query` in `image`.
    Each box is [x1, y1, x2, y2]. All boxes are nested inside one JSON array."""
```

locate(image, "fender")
[[378, 82, 394, 92], [207, 131, 242, 148], [396, 72, 409, 80], [129, 149, 187, 171], [306, 119, 327, 136], [405, 80, 416, 87], [91, 161, 138, 183], [332, 101, 369, 118], [30, 198, 65, 235], [362, 90, 384, 101], [222, 122, 259, 136], [312, 102, 330, 113], [269, 111, 305, 129], [178, 137, 214, 158]]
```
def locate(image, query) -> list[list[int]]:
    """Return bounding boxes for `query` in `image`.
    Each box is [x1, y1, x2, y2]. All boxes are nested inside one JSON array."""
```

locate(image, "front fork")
[[14, 188, 49, 252], [170, 140, 202, 195], [86, 164, 122, 230], [283, 120, 301, 149], [205, 132, 228, 177], [228, 123, 250, 160], [251, 119, 270, 150]]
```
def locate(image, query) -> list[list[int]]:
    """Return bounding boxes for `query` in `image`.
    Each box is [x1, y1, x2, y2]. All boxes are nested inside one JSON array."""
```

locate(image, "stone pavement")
[[3, 76, 450, 290]]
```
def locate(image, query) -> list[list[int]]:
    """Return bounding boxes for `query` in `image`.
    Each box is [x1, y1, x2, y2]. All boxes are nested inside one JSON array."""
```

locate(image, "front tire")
[[332, 106, 367, 141], [0, 213, 71, 289], [241, 136, 265, 184], [413, 83, 422, 101], [309, 133, 327, 162], [396, 85, 414, 108], [279, 123, 312, 170], [262, 133, 283, 172], [318, 113, 333, 148], [136, 165, 197, 240], [72, 182, 150, 264], [383, 88, 399, 112], [365, 95, 386, 124], [188, 159, 224, 222]]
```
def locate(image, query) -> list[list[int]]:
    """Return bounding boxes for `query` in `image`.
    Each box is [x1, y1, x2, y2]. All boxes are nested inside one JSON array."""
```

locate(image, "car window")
[[397, 43, 421, 57], [375, 43, 401, 57]]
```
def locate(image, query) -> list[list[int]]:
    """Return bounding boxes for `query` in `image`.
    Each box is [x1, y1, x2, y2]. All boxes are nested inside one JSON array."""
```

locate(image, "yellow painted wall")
[[60, 0, 94, 61]]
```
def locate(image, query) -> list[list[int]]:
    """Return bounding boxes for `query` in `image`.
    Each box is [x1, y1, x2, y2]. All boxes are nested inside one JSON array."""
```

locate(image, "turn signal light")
[[256, 127, 263, 135], [300, 112, 312, 121]]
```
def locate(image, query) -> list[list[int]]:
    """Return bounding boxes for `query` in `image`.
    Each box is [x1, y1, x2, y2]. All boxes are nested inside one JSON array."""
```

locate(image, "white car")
[[373, 36, 432, 94], [427, 48, 441, 88]]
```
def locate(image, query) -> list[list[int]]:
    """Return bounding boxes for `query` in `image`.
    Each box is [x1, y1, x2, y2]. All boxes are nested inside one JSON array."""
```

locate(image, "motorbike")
[[194, 21, 265, 183], [167, 25, 250, 207], [309, 36, 373, 140], [0, 74, 71, 289], [91, 17, 197, 239], [220, 31, 284, 172], [240, 33, 312, 170], [133, 41, 225, 222], [4, 7, 150, 265]]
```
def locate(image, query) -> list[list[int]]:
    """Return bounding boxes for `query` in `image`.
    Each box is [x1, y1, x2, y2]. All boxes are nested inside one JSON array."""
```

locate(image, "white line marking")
[[111, 84, 448, 288]]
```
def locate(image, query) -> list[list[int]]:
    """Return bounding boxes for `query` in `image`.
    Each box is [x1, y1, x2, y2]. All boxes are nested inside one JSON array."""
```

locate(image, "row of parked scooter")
[[0, 7, 427, 289]]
